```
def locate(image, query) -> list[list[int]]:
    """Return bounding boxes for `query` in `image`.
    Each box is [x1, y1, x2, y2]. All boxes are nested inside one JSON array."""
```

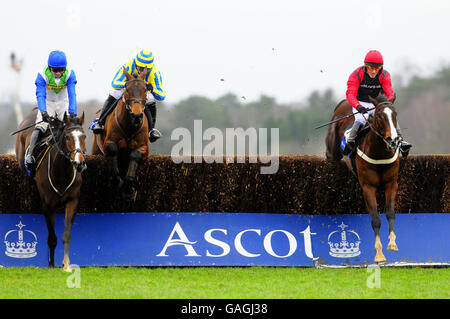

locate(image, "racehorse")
[[325, 95, 400, 262], [91, 67, 150, 200], [15, 110, 86, 271]]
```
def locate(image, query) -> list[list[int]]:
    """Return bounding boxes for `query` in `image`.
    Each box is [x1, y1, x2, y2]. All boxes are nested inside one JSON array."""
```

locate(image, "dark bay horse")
[[325, 96, 400, 262], [91, 67, 150, 200], [16, 110, 86, 271]]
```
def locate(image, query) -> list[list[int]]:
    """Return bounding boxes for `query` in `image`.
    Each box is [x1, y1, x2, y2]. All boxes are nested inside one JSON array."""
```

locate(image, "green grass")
[[0, 266, 448, 299]]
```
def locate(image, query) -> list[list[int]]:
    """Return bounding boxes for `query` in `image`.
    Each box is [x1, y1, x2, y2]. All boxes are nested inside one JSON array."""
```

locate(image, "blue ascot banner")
[[0, 213, 448, 267]]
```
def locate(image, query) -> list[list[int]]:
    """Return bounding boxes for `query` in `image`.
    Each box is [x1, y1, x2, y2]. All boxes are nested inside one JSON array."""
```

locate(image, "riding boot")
[[343, 121, 363, 155], [25, 127, 43, 169], [145, 101, 161, 143], [91, 95, 118, 134], [396, 125, 412, 157]]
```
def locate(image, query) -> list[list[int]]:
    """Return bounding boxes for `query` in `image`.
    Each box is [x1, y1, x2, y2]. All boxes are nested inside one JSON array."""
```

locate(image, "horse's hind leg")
[[362, 184, 386, 263], [43, 209, 57, 267], [62, 198, 79, 272], [385, 181, 399, 251]]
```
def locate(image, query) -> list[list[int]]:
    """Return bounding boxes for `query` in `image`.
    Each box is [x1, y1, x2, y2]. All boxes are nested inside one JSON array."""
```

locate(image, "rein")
[[114, 78, 148, 141], [362, 101, 398, 150], [357, 101, 400, 165], [124, 79, 148, 109], [48, 122, 85, 163], [46, 121, 84, 196]]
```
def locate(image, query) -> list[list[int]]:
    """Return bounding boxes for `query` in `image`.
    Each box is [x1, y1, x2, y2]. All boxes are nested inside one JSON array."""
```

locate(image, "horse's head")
[[62, 112, 87, 173], [369, 95, 400, 151], [122, 67, 149, 128]]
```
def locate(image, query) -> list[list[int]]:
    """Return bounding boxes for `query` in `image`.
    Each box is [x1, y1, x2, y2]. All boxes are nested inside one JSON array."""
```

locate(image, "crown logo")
[[4, 221, 38, 258], [328, 222, 361, 258]]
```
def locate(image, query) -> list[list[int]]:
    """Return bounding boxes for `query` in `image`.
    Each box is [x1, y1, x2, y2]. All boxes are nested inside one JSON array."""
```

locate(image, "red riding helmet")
[[364, 50, 384, 66]]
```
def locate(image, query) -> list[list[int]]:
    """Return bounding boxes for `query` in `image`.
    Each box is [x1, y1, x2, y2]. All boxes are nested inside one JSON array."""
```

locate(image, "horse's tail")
[[325, 99, 349, 161]]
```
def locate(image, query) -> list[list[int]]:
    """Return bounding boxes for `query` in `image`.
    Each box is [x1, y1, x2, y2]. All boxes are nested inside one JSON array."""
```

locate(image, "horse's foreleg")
[[43, 208, 57, 268], [123, 149, 143, 200], [362, 184, 386, 263], [126, 149, 142, 181], [62, 199, 78, 272], [385, 181, 399, 251], [105, 142, 121, 186]]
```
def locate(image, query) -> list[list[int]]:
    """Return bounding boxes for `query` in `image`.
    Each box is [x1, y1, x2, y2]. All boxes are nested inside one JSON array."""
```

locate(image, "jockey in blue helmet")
[[24, 50, 78, 175], [90, 50, 165, 143]]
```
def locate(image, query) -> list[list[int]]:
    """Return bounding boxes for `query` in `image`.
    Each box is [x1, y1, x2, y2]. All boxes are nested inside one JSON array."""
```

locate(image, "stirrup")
[[343, 140, 355, 155], [149, 128, 162, 143], [399, 142, 412, 157], [25, 154, 36, 166], [91, 122, 105, 134]]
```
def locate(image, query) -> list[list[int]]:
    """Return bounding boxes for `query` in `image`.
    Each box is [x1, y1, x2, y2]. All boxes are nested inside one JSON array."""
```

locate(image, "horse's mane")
[[374, 95, 388, 103], [69, 116, 82, 125]]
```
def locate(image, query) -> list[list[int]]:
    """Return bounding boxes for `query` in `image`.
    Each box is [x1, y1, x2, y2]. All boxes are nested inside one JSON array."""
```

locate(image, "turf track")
[[0, 266, 448, 299]]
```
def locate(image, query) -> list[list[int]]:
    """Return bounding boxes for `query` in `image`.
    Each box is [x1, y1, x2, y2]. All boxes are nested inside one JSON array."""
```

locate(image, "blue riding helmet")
[[48, 50, 67, 68]]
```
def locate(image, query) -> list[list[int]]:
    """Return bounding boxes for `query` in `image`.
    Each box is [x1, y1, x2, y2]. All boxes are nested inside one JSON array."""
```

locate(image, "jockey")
[[25, 50, 78, 172], [91, 50, 165, 143], [343, 50, 412, 156]]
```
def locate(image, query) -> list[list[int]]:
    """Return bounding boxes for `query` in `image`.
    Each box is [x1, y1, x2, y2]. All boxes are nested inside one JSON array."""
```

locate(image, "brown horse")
[[91, 67, 150, 199], [326, 95, 400, 262], [16, 110, 86, 271]]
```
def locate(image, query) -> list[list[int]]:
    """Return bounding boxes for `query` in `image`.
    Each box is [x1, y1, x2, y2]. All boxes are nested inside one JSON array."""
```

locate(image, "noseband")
[[368, 101, 399, 151], [49, 123, 86, 164], [124, 79, 148, 110]]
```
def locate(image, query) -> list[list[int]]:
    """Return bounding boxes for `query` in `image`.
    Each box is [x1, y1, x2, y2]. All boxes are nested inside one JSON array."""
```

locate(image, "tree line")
[[1, 65, 449, 156]]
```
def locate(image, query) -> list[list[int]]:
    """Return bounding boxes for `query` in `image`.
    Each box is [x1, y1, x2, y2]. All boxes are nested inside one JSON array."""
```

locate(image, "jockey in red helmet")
[[343, 50, 412, 156]]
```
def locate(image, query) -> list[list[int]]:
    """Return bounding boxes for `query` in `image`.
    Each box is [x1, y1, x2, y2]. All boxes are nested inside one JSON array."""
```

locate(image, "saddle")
[[340, 122, 371, 159]]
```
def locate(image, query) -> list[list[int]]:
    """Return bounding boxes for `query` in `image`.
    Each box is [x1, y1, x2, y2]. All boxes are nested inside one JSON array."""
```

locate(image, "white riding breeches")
[[35, 100, 69, 131], [352, 101, 375, 125]]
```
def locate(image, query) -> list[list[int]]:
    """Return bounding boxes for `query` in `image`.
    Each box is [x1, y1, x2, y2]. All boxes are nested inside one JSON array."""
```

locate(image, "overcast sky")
[[1, 0, 449, 107]]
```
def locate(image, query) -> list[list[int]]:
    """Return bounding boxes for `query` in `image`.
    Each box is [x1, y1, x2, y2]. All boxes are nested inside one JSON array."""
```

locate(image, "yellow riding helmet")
[[135, 50, 154, 69]]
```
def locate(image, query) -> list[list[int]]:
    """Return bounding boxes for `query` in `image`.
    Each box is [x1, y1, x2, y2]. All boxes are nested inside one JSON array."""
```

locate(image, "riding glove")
[[42, 111, 51, 123], [356, 105, 368, 114]]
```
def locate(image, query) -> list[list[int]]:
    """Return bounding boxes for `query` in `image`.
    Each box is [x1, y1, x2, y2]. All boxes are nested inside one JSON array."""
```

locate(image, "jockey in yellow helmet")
[[91, 50, 165, 142]]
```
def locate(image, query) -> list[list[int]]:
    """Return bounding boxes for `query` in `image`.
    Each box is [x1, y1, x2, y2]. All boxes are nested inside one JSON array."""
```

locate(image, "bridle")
[[46, 119, 86, 196], [48, 120, 86, 165], [123, 79, 148, 111], [365, 101, 400, 151]]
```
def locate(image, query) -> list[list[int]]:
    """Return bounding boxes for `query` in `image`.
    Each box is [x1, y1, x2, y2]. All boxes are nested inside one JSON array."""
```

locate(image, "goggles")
[[49, 66, 66, 73], [365, 64, 382, 72]]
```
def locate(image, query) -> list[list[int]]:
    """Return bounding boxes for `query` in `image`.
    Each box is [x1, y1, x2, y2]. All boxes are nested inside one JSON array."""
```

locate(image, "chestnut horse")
[[325, 95, 400, 262], [16, 110, 86, 271], [91, 67, 150, 199]]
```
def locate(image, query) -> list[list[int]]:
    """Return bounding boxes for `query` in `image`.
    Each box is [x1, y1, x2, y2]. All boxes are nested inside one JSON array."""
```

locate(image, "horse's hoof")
[[63, 266, 72, 273], [122, 188, 137, 201], [387, 244, 399, 251], [374, 255, 386, 263], [113, 178, 123, 188]]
